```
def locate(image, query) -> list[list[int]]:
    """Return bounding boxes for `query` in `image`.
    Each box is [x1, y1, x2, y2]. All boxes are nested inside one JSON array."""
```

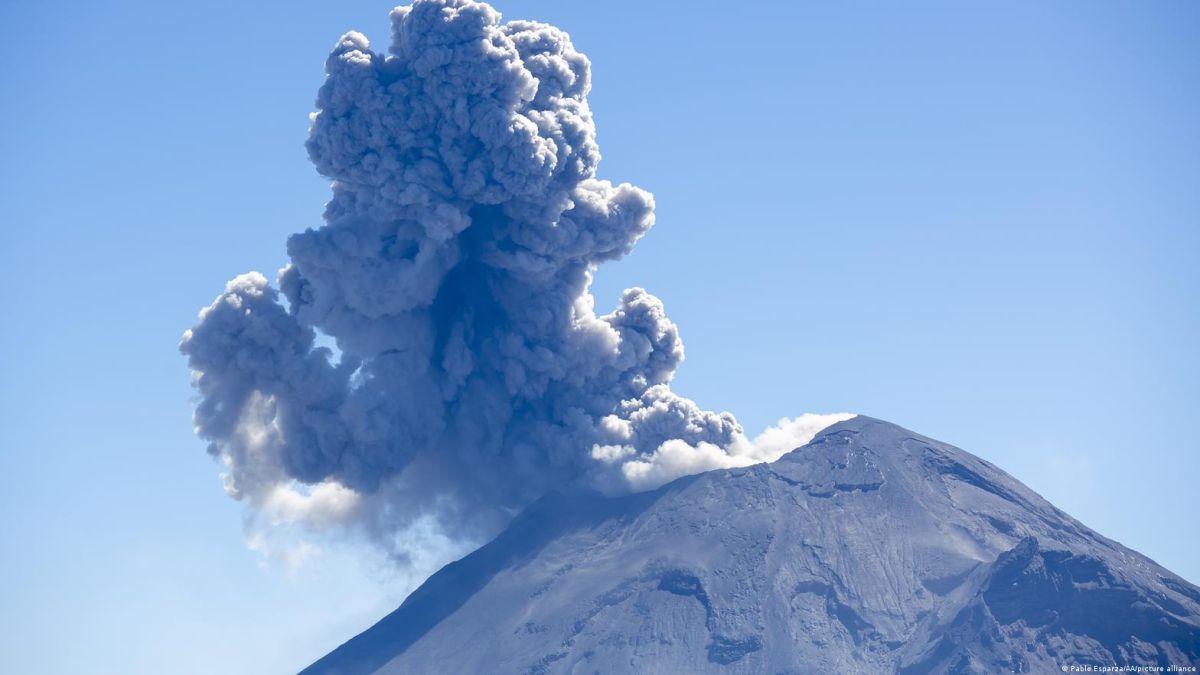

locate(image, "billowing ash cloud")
[[181, 0, 852, 562]]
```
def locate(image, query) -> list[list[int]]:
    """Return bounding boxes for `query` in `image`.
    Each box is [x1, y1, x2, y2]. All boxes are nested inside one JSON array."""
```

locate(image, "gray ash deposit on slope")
[[305, 417, 1200, 674]]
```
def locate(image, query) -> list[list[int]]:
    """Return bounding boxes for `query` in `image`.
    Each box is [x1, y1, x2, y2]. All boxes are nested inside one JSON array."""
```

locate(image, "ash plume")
[[181, 0, 850, 562]]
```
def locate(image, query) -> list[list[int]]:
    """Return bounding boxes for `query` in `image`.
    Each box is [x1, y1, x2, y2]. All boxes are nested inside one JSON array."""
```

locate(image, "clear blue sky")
[[1, 1, 1196, 673]]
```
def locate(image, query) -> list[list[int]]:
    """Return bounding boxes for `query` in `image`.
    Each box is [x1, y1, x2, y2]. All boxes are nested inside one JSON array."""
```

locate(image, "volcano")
[[304, 416, 1200, 674]]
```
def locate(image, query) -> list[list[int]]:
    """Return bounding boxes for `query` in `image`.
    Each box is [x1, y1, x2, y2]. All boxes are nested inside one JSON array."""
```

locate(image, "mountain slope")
[[304, 416, 1200, 674]]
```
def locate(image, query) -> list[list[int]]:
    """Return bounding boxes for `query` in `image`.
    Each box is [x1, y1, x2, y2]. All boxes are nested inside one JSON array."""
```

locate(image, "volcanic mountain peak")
[[306, 416, 1200, 674]]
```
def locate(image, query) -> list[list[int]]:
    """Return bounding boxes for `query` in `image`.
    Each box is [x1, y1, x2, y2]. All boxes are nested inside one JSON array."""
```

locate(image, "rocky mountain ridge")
[[305, 416, 1200, 674]]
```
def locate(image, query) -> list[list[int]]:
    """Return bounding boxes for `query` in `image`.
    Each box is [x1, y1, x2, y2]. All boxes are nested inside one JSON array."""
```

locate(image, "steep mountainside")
[[305, 417, 1200, 674]]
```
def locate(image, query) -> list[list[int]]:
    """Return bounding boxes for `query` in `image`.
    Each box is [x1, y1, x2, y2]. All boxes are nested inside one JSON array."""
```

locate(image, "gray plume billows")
[[181, 0, 847, 560]]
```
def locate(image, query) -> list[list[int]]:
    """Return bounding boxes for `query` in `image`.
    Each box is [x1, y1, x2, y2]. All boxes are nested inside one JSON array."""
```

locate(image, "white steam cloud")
[[612, 412, 857, 492], [181, 0, 852, 563]]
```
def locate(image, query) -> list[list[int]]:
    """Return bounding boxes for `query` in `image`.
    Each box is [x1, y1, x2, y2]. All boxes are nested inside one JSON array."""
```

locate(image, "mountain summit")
[[304, 417, 1200, 674]]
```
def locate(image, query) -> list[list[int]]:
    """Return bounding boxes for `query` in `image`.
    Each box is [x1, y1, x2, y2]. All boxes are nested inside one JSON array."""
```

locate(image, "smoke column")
[[181, 0, 851, 562]]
